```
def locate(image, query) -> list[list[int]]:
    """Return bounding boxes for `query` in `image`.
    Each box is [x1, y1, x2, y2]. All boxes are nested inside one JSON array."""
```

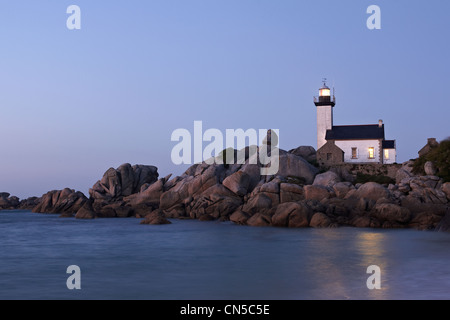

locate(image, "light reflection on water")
[[0, 210, 449, 300]]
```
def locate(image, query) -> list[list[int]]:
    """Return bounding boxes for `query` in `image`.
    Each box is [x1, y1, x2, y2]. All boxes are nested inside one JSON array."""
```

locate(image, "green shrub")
[[308, 159, 319, 168], [355, 173, 395, 185], [412, 138, 450, 182]]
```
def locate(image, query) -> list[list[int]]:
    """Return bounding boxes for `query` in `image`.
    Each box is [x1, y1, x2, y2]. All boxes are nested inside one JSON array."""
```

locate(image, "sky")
[[0, 0, 449, 198]]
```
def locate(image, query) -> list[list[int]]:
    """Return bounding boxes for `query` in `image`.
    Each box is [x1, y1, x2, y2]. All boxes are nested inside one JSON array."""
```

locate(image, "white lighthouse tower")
[[314, 80, 335, 150]]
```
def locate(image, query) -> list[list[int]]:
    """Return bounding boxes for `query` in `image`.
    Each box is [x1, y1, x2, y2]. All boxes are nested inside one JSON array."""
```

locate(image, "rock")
[[354, 182, 390, 201], [272, 202, 312, 228], [140, 210, 171, 225], [230, 210, 250, 225], [0, 193, 29, 210], [409, 211, 442, 230], [333, 182, 353, 198], [222, 171, 251, 196], [372, 203, 412, 224], [0, 192, 10, 199], [276, 153, 319, 185], [75, 201, 96, 219], [242, 193, 273, 215], [424, 161, 437, 176], [118, 163, 135, 196], [260, 180, 280, 194], [188, 184, 242, 219], [124, 177, 167, 208], [59, 212, 74, 218], [239, 163, 261, 192], [351, 216, 371, 228], [435, 210, 450, 232], [98, 204, 119, 218], [329, 167, 356, 183], [280, 183, 304, 203], [289, 146, 317, 162], [33, 189, 87, 214], [388, 184, 397, 191], [313, 171, 341, 188], [89, 164, 159, 201], [18, 197, 40, 210], [246, 213, 272, 227], [115, 206, 134, 218], [160, 164, 220, 214], [322, 198, 350, 217], [198, 214, 215, 221], [442, 182, 450, 200], [395, 168, 413, 184], [398, 183, 411, 193], [304, 185, 330, 201], [310, 212, 331, 228]]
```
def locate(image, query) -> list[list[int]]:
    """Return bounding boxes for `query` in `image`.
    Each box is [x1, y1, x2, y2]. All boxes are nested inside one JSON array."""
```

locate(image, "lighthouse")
[[313, 80, 397, 166], [314, 80, 335, 150]]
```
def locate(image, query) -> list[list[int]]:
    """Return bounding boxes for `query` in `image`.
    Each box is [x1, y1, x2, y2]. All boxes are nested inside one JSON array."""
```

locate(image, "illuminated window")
[[368, 147, 375, 159], [319, 88, 331, 97], [384, 149, 389, 159], [352, 148, 358, 159]]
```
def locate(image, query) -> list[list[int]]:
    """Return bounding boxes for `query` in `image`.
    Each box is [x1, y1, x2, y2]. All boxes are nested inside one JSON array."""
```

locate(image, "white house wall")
[[383, 149, 397, 164], [335, 140, 381, 163]]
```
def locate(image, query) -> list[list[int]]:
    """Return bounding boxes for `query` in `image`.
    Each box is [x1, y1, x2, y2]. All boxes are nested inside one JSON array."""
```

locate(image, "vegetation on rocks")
[[355, 173, 395, 185], [413, 138, 450, 182]]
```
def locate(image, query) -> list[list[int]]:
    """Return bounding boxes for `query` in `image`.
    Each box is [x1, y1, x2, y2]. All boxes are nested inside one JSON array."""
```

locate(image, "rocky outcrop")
[[18, 197, 41, 210], [304, 185, 331, 201], [272, 202, 312, 228], [75, 201, 96, 219], [0, 193, 20, 210], [353, 182, 390, 201], [289, 146, 316, 162], [424, 161, 437, 176], [435, 210, 450, 232], [276, 152, 319, 184], [73, 163, 160, 218], [310, 212, 332, 228], [89, 163, 158, 201], [33, 188, 87, 214], [313, 171, 341, 188], [4, 143, 448, 233], [69, 150, 447, 232], [140, 210, 171, 225], [223, 171, 251, 196]]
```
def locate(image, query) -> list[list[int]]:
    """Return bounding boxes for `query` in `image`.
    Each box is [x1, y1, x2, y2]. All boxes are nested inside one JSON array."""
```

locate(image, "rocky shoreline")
[[2, 146, 450, 232]]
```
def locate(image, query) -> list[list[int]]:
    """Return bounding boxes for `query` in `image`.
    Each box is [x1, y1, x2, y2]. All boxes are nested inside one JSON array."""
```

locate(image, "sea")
[[0, 210, 449, 300]]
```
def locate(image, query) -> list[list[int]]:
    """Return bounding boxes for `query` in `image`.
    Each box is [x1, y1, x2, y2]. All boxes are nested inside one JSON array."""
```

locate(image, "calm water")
[[0, 210, 449, 300]]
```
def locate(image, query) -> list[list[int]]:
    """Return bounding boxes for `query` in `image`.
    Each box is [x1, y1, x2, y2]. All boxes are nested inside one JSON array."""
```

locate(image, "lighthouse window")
[[368, 147, 375, 159], [351, 148, 358, 159], [384, 149, 390, 159]]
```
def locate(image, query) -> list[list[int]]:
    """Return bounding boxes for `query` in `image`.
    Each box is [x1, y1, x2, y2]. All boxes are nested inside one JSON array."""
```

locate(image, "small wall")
[[323, 163, 402, 180]]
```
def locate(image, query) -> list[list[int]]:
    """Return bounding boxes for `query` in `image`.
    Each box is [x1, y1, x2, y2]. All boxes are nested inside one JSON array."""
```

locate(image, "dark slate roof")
[[382, 140, 396, 149], [325, 125, 385, 141]]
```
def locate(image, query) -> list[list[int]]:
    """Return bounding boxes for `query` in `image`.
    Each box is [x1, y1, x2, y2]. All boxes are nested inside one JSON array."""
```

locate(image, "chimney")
[[427, 138, 438, 146], [378, 119, 383, 128]]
